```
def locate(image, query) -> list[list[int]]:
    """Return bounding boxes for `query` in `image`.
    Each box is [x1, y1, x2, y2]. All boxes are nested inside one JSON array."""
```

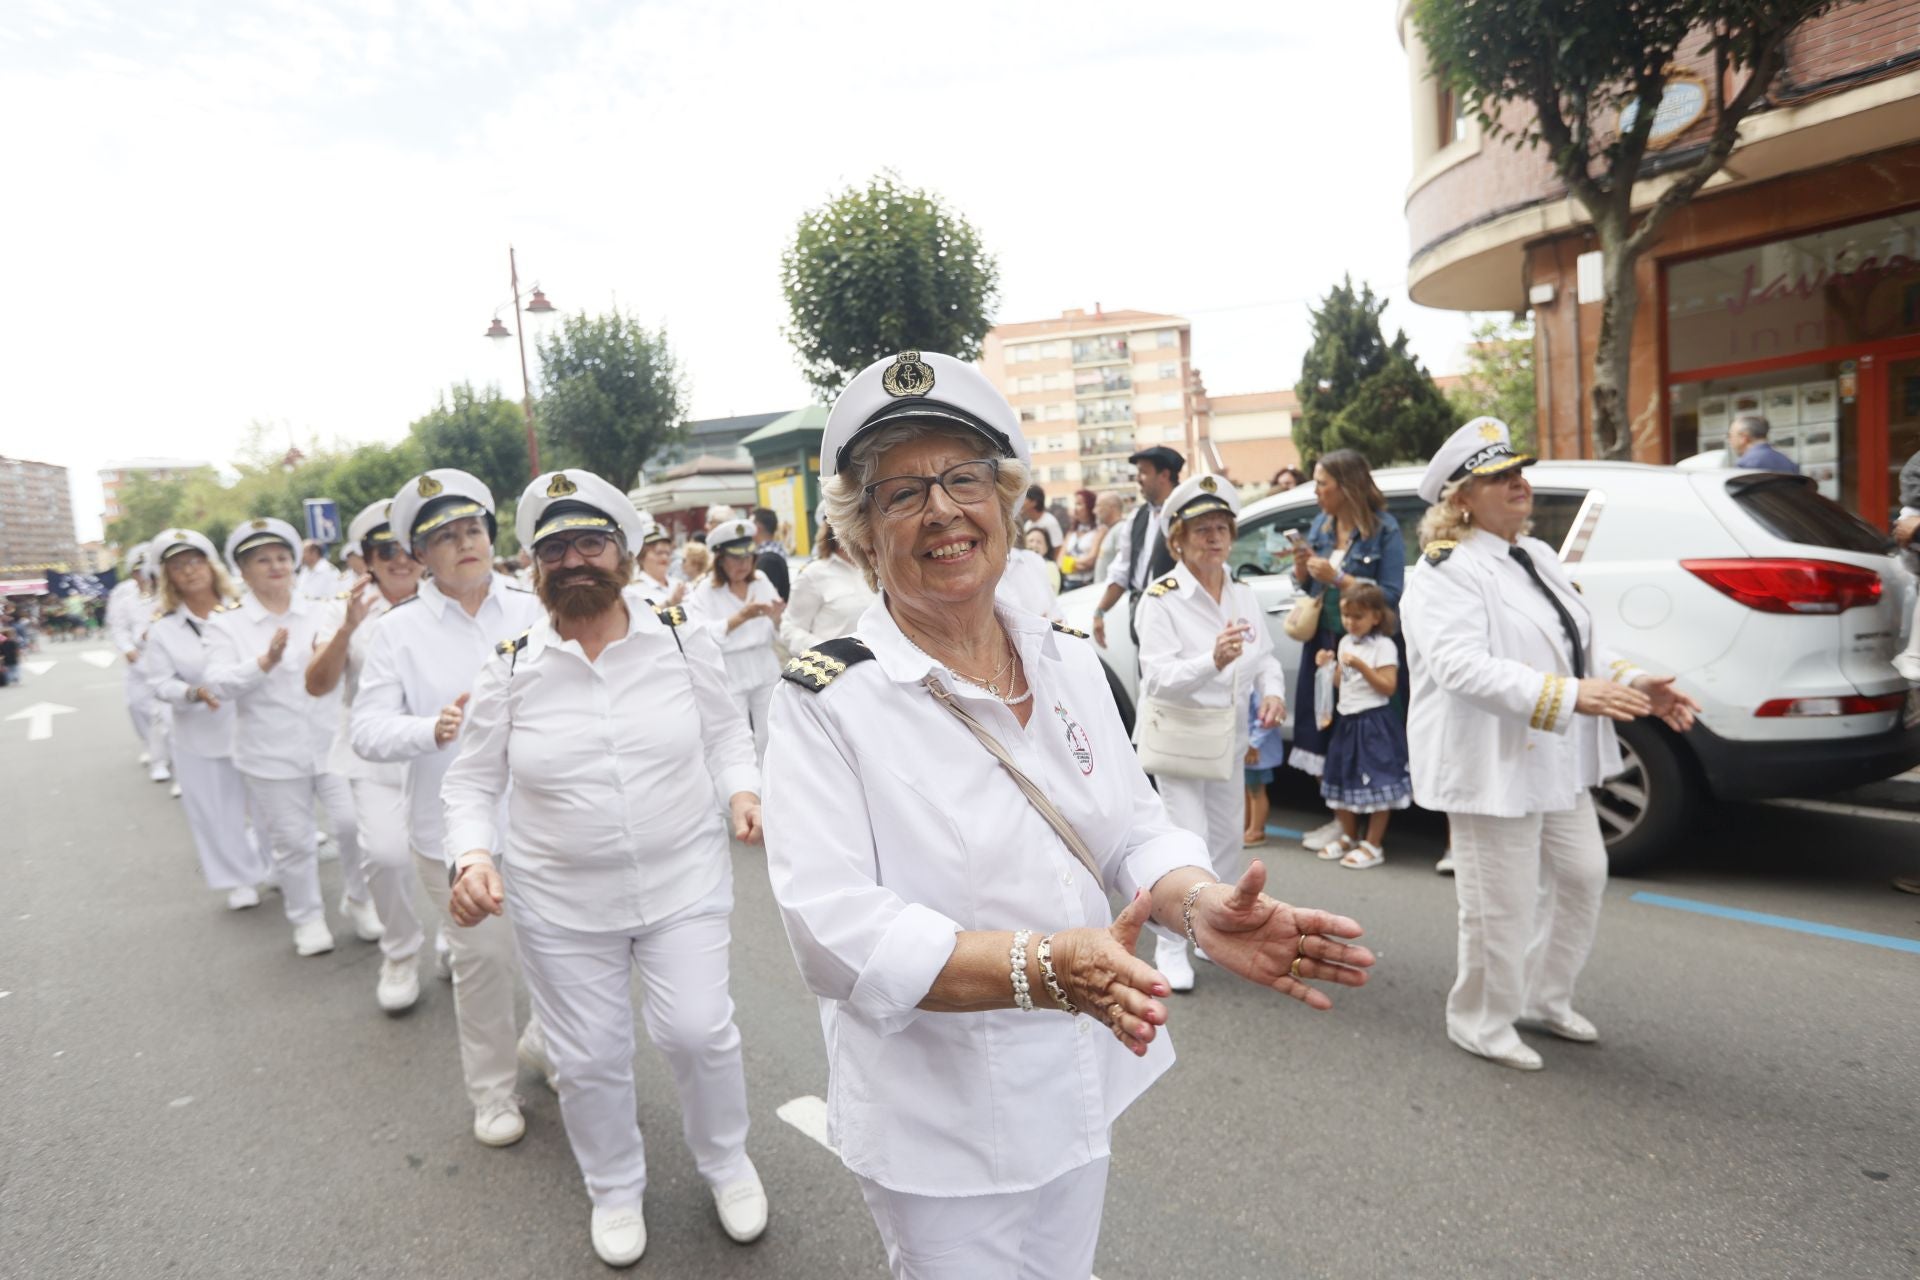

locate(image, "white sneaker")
[[226, 886, 260, 911], [1301, 818, 1344, 851], [138, 751, 151, 767], [1155, 935, 1196, 993], [1448, 1029, 1544, 1072], [376, 958, 420, 1013], [713, 1160, 768, 1244], [473, 1098, 525, 1147], [433, 930, 452, 981], [1527, 1010, 1599, 1043], [169, 781, 182, 799], [590, 1202, 647, 1267], [149, 765, 172, 783], [518, 1024, 559, 1093], [340, 895, 384, 943], [293, 919, 335, 956], [1435, 851, 1456, 875]]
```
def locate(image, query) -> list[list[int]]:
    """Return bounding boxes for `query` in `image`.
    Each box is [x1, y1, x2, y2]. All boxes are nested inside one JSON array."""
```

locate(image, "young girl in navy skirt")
[[1313, 582, 1411, 868]]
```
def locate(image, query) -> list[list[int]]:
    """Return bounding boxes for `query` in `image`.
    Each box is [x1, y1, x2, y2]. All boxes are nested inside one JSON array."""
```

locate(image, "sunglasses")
[[369, 543, 409, 562]]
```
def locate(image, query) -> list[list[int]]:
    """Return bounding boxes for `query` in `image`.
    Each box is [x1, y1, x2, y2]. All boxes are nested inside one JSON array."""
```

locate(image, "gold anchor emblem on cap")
[[250, 519, 268, 531], [416, 474, 444, 498], [881, 351, 934, 398], [1478, 422, 1502, 442], [546, 473, 578, 498], [1199, 476, 1218, 493]]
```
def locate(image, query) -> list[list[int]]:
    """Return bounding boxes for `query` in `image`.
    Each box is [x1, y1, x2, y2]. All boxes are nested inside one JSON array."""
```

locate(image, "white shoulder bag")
[[1133, 694, 1238, 782]]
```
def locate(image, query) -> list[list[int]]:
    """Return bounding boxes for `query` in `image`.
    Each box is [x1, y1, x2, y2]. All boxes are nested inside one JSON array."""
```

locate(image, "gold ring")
[[1290, 955, 1304, 980]]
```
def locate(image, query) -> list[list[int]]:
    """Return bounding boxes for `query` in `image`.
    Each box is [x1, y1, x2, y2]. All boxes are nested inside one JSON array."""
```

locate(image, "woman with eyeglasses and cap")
[[1133, 474, 1287, 993], [761, 351, 1374, 1279], [137, 528, 271, 910], [204, 517, 362, 958], [305, 499, 424, 1012], [685, 516, 784, 761], [1403, 418, 1700, 1072], [630, 514, 687, 607], [442, 470, 767, 1267]]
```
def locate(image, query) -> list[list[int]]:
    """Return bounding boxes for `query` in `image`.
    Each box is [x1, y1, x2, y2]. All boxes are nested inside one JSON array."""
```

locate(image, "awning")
[[1, 578, 49, 596]]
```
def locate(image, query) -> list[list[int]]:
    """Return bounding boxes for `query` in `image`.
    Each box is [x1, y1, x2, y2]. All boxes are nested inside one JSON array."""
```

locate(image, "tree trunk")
[[1588, 217, 1643, 461]]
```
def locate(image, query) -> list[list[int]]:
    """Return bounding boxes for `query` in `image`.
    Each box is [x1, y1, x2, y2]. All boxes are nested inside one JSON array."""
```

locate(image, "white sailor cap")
[[346, 499, 398, 552], [147, 528, 218, 577], [819, 350, 1030, 481], [636, 512, 670, 546], [223, 517, 301, 573], [389, 469, 496, 555], [126, 540, 151, 574], [1418, 416, 1536, 505], [708, 518, 756, 555], [515, 469, 646, 551], [1160, 473, 1242, 537]]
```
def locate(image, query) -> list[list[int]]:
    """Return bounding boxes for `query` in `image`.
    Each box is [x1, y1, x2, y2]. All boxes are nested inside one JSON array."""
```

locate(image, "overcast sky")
[[2, 0, 1476, 541]]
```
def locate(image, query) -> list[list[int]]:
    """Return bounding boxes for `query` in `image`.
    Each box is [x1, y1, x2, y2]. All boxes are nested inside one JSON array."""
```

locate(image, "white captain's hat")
[[147, 528, 218, 577], [707, 518, 756, 555], [1160, 473, 1241, 536], [126, 540, 151, 574], [819, 350, 1030, 481], [346, 499, 399, 553], [1418, 416, 1536, 504], [223, 517, 301, 573], [389, 469, 496, 555], [636, 511, 670, 546], [515, 469, 646, 551]]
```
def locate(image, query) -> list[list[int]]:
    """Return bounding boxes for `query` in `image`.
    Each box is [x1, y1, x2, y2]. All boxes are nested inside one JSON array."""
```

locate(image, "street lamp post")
[[485, 245, 556, 476]]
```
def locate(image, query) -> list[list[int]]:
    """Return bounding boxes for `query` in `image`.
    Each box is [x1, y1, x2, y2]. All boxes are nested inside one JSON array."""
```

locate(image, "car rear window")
[[1727, 475, 1892, 554]]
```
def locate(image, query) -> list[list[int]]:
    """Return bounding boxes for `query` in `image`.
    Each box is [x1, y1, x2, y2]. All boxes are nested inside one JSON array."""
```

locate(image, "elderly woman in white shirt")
[[1134, 474, 1287, 992], [1403, 418, 1699, 1072], [778, 519, 877, 653], [763, 352, 1373, 1280], [630, 515, 687, 607], [686, 517, 784, 760], [443, 470, 767, 1269]]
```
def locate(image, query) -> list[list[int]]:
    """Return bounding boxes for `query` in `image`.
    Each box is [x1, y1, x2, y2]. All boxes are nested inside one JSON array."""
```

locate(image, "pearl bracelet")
[[1036, 933, 1077, 1015], [1182, 880, 1223, 949], [1009, 929, 1034, 1012]]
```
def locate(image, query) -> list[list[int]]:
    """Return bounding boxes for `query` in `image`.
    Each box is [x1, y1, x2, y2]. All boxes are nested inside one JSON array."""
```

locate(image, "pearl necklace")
[[902, 625, 1033, 706]]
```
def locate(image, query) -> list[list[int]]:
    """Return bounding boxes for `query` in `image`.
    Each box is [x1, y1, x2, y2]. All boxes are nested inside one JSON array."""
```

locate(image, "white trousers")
[[730, 681, 774, 763], [125, 664, 170, 771], [513, 876, 751, 1208], [857, 1155, 1110, 1280], [311, 772, 364, 902], [243, 774, 332, 927], [351, 777, 423, 961], [1153, 770, 1246, 965], [421, 858, 527, 1109], [173, 750, 270, 891], [1446, 793, 1608, 1057]]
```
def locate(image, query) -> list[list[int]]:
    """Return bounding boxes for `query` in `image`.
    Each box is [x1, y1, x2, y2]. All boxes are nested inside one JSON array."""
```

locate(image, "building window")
[[1019, 406, 1037, 422], [1043, 403, 1070, 421], [1438, 84, 1469, 148], [1071, 336, 1129, 365]]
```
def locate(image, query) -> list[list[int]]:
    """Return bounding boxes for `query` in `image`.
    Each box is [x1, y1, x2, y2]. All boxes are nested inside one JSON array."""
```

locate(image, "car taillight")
[[1753, 693, 1906, 717], [1681, 559, 1883, 614]]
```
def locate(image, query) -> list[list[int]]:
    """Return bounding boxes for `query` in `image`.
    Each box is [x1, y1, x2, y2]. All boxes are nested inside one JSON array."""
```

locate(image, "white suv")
[[1060, 462, 1920, 872]]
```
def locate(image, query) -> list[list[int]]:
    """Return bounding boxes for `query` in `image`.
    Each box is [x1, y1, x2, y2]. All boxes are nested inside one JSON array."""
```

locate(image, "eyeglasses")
[[863, 459, 1000, 520], [370, 543, 409, 562], [534, 532, 616, 564]]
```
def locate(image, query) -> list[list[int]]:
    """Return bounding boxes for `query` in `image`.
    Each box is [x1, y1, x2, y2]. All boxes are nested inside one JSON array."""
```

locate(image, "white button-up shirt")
[[685, 573, 783, 695], [1135, 562, 1285, 730], [1104, 501, 1165, 592], [441, 588, 758, 934], [315, 586, 406, 785], [296, 559, 343, 600], [778, 555, 877, 655], [203, 594, 337, 780], [105, 579, 150, 655], [1403, 529, 1642, 817], [351, 575, 543, 861], [139, 607, 238, 759], [762, 600, 1206, 1197]]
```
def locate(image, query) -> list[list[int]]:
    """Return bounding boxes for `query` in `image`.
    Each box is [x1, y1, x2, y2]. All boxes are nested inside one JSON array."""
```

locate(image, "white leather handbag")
[[1133, 696, 1238, 782]]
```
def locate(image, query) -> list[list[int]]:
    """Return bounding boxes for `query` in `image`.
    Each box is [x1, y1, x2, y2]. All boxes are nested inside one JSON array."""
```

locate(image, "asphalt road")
[[2, 644, 1916, 1279]]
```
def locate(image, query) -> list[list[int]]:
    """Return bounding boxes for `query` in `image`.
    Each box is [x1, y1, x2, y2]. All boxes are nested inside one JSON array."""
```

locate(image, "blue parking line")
[[1265, 825, 1303, 839], [1630, 892, 1920, 955]]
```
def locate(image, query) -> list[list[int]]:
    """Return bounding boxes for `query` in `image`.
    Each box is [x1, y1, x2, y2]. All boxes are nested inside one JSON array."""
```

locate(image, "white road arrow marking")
[[80, 651, 117, 669], [22, 660, 54, 676], [776, 1095, 835, 1153], [6, 702, 77, 740]]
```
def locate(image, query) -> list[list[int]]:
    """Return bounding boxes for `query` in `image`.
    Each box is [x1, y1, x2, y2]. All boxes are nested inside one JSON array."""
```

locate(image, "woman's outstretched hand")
[[1191, 861, 1374, 1010], [1049, 890, 1172, 1057]]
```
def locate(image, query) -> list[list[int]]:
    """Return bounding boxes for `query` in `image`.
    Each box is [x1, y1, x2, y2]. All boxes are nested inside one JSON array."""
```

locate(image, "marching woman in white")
[[1403, 418, 1701, 1071], [203, 517, 363, 957], [686, 517, 783, 760], [444, 470, 768, 1268], [306, 499, 422, 1012], [352, 469, 551, 1148], [630, 515, 687, 607], [777, 518, 876, 653], [138, 528, 271, 909], [1134, 474, 1287, 993], [109, 541, 172, 785], [763, 352, 1374, 1280]]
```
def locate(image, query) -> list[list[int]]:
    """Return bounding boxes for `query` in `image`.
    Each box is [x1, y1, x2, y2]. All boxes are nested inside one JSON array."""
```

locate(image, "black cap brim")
[[842, 400, 1015, 476]]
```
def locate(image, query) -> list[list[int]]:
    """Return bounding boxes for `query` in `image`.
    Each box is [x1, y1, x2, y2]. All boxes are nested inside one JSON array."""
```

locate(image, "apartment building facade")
[[99, 457, 212, 525], [1, 455, 81, 576]]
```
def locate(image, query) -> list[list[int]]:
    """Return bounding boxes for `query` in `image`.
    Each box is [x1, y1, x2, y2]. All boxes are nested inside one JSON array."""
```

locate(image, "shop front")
[[1664, 204, 1920, 526]]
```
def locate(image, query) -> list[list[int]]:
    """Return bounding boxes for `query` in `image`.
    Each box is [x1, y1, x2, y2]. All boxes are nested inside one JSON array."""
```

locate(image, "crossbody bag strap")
[[920, 675, 1102, 885]]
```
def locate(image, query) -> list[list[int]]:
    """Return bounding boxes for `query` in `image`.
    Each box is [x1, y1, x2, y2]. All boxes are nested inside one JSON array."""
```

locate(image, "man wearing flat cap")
[[1090, 445, 1184, 650]]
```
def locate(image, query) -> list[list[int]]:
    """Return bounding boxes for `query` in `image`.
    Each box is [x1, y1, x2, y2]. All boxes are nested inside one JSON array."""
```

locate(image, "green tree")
[[1447, 315, 1538, 454], [406, 383, 530, 516], [1296, 277, 1456, 466], [106, 471, 194, 549], [1413, 0, 1849, 458], [535, 311, 687, 490], [781, 172, 1000, 396]]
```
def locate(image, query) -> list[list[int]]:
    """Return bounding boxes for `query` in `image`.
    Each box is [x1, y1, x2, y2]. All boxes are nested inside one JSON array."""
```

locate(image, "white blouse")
[[442, 590, 758, 934], [762, 600, 1206, 1197], [203, 594, 338, 780], [139, 606, 238, 759], [778, 555, 877, 655], [685, 573, 783, 694], [1335, 633, 1397, 715], [315, 586, 407, 785], [1135, 562, 1286, 728]]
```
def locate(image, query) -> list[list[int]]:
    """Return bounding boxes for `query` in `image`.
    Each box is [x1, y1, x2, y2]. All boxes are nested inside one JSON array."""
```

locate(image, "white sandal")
[[1317, 836, 1352, 861], [1340, 841, 1385, 870]]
